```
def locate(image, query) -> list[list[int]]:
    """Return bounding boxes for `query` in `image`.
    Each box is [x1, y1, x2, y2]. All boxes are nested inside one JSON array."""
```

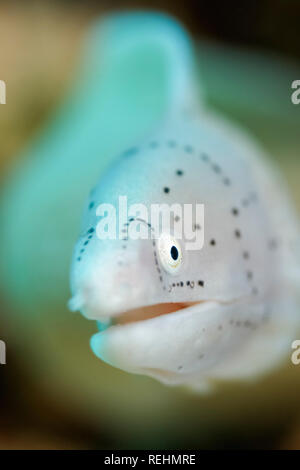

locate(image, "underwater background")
[[0, 0, 300, 449]]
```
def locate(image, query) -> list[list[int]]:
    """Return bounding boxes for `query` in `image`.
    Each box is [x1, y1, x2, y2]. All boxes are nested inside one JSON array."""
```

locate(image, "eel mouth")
[[111, 301, 203, 326]]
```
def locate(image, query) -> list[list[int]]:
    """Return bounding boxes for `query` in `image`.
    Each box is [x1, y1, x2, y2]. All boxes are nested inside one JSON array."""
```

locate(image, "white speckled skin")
[[69, 14, 300, 389], [70, 110, 300, 388]]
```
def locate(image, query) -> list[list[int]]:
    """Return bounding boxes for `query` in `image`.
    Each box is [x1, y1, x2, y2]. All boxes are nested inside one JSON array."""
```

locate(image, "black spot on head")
[[129, 217, 134, 222], [123, 147, 138, 157], [232, 208, 239, 216], [176, 169, 184, 176], [198, 280, 204, 287], [212, 164, 221, 174], [235, 229, 241, 239], [178, 365, 183, 370], [180, 281, 184, 287], [163, 187, 170, 194], [88, 227, 95, 234], [243, 251, 250, 260], [84, 240, 89, 246], [268, 238, 278, 250], [184, 145, 193, 153], [174, 215, 180, 222], [77, 257, 81, 262], [89, 201, 95, 210], [80, 249, 84, 254], [210, 239, 216, 246], [193, 223, 201, 230], [149, 141, 158, 149], [247, 271, 253, 280], [186, 281, 190, 286]]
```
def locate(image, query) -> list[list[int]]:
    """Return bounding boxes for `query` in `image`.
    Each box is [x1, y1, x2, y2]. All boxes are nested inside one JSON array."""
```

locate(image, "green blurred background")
[[0, 0, 299, 449]]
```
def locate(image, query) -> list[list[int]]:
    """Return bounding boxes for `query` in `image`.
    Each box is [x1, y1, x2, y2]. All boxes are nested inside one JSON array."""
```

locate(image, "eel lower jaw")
[[92, 299, 225, 382], [91, 297, 246, 381]]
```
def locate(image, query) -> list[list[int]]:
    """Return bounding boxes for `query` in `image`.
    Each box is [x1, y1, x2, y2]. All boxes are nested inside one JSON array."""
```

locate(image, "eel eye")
[[157, 234, 183, 275]]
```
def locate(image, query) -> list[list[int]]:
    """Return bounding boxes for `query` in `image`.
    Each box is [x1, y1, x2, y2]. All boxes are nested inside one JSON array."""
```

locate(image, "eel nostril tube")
[[68, 293, 85, 312]]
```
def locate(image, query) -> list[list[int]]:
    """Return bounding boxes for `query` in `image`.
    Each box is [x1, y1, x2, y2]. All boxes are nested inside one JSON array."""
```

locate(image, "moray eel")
[[69, 13, 300, 390]]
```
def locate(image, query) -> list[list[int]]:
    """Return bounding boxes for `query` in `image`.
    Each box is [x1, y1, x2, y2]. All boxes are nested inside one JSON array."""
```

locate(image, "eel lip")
[[95, 297, 244, 330]]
